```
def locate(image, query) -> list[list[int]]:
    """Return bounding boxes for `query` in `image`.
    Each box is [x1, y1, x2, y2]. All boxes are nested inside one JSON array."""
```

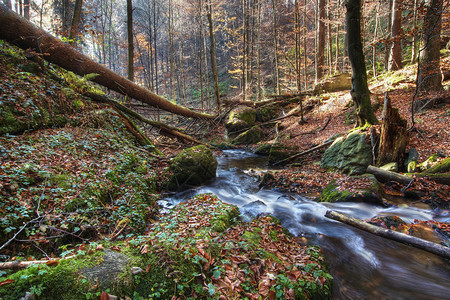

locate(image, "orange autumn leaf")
[[0, 279, 14, 287], [46, 260, 59, 266]]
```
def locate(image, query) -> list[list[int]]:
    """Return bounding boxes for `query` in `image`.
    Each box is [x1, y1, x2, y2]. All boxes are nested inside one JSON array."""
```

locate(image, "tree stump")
[[377, 93, 408, 166]]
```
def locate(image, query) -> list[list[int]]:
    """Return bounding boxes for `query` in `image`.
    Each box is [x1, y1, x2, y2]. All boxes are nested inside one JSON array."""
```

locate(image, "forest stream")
[[160, 150, 450, 300]]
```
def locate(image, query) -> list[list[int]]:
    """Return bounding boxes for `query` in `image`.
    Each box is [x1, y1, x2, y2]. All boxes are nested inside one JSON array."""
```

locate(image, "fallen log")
[[0, 255, 76, 270], [422, 157, 450, 174], [366, 165, 413, 185], [85, 92, 210, 147], [0, 4, 213, 120], [325, 210, 450, 260]]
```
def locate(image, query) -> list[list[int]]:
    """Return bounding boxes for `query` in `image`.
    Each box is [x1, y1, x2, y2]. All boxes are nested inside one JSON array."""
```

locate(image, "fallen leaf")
[[0, 279, 14, 287], [46, 260, 59, 266]]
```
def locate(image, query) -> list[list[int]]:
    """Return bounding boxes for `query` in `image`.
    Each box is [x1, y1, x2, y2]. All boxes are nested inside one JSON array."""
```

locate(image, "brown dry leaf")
[[46, 260, 59, 267], [110, 246, 122, 251], [0, 279, 14, 287]]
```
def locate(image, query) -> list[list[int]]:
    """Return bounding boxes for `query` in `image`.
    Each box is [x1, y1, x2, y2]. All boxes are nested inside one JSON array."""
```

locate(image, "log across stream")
[[160, 150, 450, 299]]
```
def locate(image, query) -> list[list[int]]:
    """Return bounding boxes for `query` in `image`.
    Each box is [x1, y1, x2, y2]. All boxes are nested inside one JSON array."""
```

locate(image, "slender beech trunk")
[[242, 0, 247, 100], [271, 0, 280, 95], [417, 0, 443, 93], [153, 0, 159, 94], [335, 0, 341, 73], [303, 0, 308, 90], [69, 0, 83, 46], [295, 0, 301, 92], [168, 0, 176, 103], [207, 0, 220, 112], [388, 0, 403, 71], [23, 0, 29, 20], [327, 3, 332, 74], [127, 0, 134, 83], [316, 0, 326, 82], [257, 0, 262, 100], [372, 0, 380, 78], [410, 0, 418, 63]]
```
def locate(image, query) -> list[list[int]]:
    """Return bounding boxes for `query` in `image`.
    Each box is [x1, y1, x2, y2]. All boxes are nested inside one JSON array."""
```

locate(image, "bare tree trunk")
[[127, 0, 134, 83], [410, 0, 418, 64], [256, 0, 262, 100], [388, 0, 403, 71], [153, 0, 159, 94], [327, 3, 332, 75], [23, 0, 29, 20], [242, 0, 247, 100], [271, 0, 281, 95], [335, 0, 341, 73], [345, 0, 378, 126], [315, 0, 326, 82], [417, 0, 443, 93], [0, 4, 213, 119], [207, 0, 221, 112], [69, 0, 83, 46], [168, 0, 176, 103], [372, 0, 380, 78], [303, 0, 308, 89], [295, 0, 301, 92]]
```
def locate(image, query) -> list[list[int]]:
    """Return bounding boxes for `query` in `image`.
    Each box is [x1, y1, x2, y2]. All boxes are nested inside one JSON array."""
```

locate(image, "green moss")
[[165, 145, 218, 191], [320, 182, 352, 203], [0, 252, 104, 300], [0, 107, 28, 135], [242, 230, 262, 248]]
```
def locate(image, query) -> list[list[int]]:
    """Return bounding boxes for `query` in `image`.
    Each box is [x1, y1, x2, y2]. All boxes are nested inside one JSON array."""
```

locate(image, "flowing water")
[[160, 150, 450, 300]]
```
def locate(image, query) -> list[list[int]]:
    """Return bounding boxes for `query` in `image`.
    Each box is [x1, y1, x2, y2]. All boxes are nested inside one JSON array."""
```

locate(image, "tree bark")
[[127, 0, 134, 83], [325, 210, 450, 259], [207, 0, 221, 112], [0, 4, 213, 120], [345, 0, 378, 126], [377, 93, 408, 166], [69, 0, 83, 46], [271, 0, 281, 95], [417, 0, 443, 93], [316, 0, 326, 82], [388, 0, 403, 71], [367, 165, 413, 185]]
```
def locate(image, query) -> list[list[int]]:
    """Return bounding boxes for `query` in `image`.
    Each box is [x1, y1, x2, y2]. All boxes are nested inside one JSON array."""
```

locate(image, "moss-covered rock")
[[313, 73, 352, 94], [231, 125, 263, 145], [319, 175, 384, 204], [225, 105, 256, 135], [321, 130, 373, 175], [268, 143, 296, 165], [256, 105, 280, 122], [254, 143, 272, 155], [165, 145, 218, 191]]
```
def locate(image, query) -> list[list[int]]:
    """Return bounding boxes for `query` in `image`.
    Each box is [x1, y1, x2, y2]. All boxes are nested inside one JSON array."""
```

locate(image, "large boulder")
[[231, 125, 263, 145], [165, 145, 218, 191], [313, 73, 352, 94], [321, 130, 373, 175], [226, 106, 257, 136]]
